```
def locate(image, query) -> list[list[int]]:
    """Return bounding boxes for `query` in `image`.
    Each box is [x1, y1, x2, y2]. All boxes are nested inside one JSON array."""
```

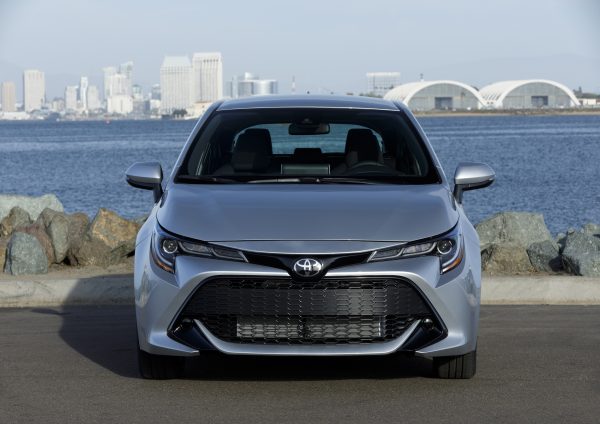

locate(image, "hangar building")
[[383, 80, 485, 111], [479, 80, 579, 109]]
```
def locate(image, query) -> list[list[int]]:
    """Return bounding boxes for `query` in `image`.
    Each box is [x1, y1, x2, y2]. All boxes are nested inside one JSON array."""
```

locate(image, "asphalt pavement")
[[0, 305, 598, 423]]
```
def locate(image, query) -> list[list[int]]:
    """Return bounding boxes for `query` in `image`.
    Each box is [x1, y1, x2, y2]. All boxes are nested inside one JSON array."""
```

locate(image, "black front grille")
[[178, 277, 435, 345]]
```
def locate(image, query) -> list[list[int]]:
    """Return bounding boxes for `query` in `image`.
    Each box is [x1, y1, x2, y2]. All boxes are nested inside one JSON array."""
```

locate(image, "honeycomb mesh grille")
[[179, 278, 433, 345]]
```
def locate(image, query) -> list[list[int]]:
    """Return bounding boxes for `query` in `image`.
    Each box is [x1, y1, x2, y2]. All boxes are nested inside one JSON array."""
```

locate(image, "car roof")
[[217, 94, 402, 111]]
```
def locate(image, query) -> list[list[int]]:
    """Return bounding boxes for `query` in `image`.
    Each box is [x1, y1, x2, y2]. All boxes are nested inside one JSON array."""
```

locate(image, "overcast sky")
[[1, 0, 599, 98]]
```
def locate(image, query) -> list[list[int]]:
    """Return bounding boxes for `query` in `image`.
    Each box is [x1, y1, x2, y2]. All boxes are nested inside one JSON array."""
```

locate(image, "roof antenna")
[[420, 73, 424, 82]]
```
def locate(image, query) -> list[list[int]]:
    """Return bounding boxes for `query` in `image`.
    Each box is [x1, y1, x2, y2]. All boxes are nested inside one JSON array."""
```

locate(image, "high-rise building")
[[87, 85, 101, 111], [160, 56, 192, 114], [102, 66, 117, 99], [79, 76, 89, 111], [119, 61, 134, 96], [132, 84, 143, 100], [366, 72, 401, 97], [23, 69, 45, 112], [1, 81, 17, 112], [151, 84, 161, 100], [65, 86, 78, 111], [192, 52, 223, 102], [107, 95, 133, 115]]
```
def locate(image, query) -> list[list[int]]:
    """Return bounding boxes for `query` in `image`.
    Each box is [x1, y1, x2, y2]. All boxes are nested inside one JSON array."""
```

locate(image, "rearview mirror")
[[126, 162, 163, 203], [453, 162, 495, 204], [289, 121, 330, 135]]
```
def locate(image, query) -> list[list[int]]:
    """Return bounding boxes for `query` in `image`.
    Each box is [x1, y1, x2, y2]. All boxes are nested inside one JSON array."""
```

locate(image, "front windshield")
[[178, 108, 440, 184]]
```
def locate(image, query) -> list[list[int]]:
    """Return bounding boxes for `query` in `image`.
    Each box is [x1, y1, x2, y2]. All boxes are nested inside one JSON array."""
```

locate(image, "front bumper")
[[135, 235, 480, 358]]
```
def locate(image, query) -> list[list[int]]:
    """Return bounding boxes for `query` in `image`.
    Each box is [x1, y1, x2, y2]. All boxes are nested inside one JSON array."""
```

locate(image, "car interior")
[[179, 110, 435, 181]]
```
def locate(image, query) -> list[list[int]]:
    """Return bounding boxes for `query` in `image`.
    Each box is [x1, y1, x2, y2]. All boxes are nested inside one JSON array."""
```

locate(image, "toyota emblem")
[[293, 258, 323, 277]]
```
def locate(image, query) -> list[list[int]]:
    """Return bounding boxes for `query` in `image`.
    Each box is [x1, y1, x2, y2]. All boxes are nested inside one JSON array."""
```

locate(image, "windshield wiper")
[[176, 175, 240, 184]]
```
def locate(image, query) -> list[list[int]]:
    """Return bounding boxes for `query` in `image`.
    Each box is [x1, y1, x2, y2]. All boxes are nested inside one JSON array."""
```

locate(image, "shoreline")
[[2, 108, 600, 123]]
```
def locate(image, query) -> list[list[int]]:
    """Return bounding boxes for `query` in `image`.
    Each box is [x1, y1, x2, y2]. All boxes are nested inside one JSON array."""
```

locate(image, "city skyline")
[[1, 0, 599, 99]]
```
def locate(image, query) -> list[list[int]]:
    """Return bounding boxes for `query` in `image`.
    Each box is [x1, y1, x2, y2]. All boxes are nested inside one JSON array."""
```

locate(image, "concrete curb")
[[0, 275, 133, 308], [0, 274, 599, 307]]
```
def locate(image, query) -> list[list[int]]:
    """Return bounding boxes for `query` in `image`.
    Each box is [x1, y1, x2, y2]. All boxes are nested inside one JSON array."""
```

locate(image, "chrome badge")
[[293, 258, 323, 277]]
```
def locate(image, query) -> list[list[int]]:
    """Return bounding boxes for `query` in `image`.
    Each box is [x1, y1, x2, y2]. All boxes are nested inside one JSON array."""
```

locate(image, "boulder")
[[74, 209, 140, 267], [0, 194, 63, 222], [582, 223, 600, 237], [35, 208, 70, 263], [47, 214, 70, 263], [0, 206, 32, 237], [66, 212, 89, 265], [561, 232, 600, 277], [4, 232, 48, 275], [88, 208, 140, 250], [19, 224, 55, 264], [0, 237, 8, 271], [481, 242, 535, 275], [74, 237, 112, 267], [526, 240, 562, 273], [476, 212, 553, 249]]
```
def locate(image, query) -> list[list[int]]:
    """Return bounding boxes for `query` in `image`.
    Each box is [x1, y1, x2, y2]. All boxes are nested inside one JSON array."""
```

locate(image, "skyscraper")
[[160, 56, 192, 114], [192, 52, 223, 102], [65, 86, 78, 111], [23, 69, 45, 112], [102, 66, 117, 99], [366, 72, 401, 97], [86, 85, 101, 111], [1, 81, 17, 112], [119, 61, 134, 96], [79, 76, 89, 111]]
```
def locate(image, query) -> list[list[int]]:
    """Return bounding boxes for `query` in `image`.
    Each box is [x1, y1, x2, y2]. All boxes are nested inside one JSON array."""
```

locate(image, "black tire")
[[433, 350, 476, 379], [137, 344, 185, 380]]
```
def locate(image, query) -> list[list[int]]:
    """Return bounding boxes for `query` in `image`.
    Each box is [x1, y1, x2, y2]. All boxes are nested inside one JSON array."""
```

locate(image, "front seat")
[[333, 128, 383, 174], [214, 128, 273, 174]]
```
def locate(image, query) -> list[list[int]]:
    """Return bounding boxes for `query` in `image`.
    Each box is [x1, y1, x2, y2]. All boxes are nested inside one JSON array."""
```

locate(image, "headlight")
[[368, 225, 463, 274], [151, 224, 246, 273]]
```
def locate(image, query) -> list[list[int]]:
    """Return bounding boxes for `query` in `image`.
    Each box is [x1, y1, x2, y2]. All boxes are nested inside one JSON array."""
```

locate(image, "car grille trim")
[[177, 277, 435, 345]]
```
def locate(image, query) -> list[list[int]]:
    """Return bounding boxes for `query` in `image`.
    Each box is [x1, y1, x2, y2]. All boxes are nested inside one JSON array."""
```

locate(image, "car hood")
[[157, 184, 458, 243]]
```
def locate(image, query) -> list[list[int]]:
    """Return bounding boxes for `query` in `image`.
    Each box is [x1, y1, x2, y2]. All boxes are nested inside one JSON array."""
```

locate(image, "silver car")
[[126, 95, 494, 379]]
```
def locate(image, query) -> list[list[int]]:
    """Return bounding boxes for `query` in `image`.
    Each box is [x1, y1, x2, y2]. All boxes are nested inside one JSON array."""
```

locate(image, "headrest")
[[232, 128, 272, 172], [345, 129, 382, 165]]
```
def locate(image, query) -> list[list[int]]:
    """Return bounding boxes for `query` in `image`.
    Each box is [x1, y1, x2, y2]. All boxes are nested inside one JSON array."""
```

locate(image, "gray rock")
[[476, 212, 553, 249], [35, 208, 71, 264], [0, 237, 8, 271], [582, 223, 600, 237], [18, 224, 55, 264], [36, 208, 61, 228], [47, 214, 70, 263], [481, 242, 535, 275], [0, 206, 32, 237], [4, 232, 48, 275], [66, 213, 90, 265], [526, 240, 562, 273], [75, 236, 112, 267], [0, 194, 64, 222], [561, 232, 600, 277]]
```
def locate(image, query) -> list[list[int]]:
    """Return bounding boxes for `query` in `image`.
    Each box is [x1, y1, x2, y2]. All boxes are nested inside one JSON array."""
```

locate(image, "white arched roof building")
[[384, 80, 486, 111], [479, 79, 579, 109]]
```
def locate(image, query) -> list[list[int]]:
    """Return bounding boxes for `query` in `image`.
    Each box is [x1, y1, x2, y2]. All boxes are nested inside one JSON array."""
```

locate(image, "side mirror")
[[126, 162, 163, 203], [453, 162, 495, 204]]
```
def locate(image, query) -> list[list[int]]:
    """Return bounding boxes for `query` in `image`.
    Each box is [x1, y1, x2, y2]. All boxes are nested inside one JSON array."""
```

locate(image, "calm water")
[[1, 115, 599, 234]]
